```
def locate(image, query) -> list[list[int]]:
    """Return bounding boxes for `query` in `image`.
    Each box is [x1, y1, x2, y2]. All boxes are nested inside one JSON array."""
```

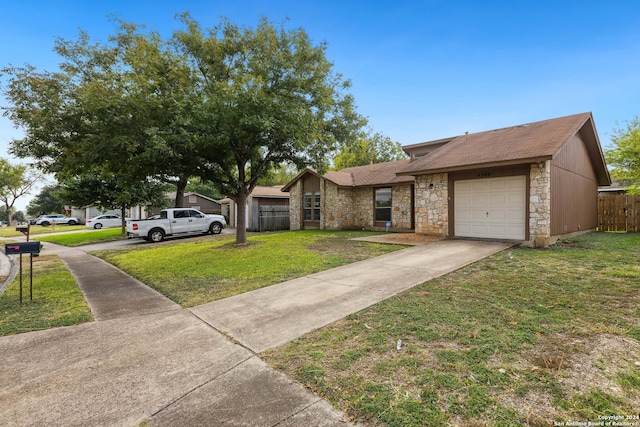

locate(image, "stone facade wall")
[[529, 161, 551, 246], [415, 173, 449, 236], [290, 177, 416, 231], [316, 182, 415, 231], [392, 185, 413, 230], [351, 187, 374, 229], [324, 183, 355, 229], [288, 180, 302, 231]]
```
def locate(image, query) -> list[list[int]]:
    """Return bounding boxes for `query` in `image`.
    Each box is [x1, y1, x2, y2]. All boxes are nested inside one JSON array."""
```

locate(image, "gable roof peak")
[[398, 112, 609, 185]]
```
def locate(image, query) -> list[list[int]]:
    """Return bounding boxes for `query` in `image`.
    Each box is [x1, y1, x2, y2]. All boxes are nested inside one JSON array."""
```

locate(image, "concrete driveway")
[[191, 240, 513, 353], [0, 238, 512, 426]]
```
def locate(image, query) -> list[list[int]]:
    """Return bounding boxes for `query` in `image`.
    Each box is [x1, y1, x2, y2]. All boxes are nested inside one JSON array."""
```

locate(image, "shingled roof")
[[281, 159, 413, 192], [251, 185, 289, 198], [398, 112, 611, 185], [324, 159, 414, 187]]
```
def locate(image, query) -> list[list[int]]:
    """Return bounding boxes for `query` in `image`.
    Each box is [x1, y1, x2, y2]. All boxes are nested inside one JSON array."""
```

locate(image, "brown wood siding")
[[449, 165, 530, 181], [550, 134, 599, 236], [302, 175, 320, 191], [448, 165, 530, 239]]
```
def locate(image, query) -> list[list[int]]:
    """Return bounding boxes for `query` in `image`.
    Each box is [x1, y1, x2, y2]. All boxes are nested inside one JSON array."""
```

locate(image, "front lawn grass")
[[0, 225, 87, 238], [262, 233, 640, 426], [95, 230, 407, 307], [0, 255, 93, 336], [38, 228, 126, 246]]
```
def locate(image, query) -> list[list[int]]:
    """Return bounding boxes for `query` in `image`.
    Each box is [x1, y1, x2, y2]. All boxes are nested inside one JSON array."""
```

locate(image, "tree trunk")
[[235, 191, 248, 244], [120, 204, 127, 234], [174, 176, 188, 208], [5, 201, 12, 226]]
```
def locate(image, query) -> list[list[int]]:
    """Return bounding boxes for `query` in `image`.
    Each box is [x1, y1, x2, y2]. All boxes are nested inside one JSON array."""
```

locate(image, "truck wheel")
[[149, 228, 165, 242], [210, 222, 222, 235], [67, 220, 77, 226], [41, 221, 50, 227]]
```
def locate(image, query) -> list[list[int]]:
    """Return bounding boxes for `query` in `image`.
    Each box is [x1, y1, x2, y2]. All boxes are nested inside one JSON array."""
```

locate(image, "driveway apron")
[[0, 238, 511, 426]]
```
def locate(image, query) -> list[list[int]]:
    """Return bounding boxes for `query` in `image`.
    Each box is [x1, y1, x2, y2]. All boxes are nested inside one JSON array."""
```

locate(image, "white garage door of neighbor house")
[[454, 175, 526, 240]]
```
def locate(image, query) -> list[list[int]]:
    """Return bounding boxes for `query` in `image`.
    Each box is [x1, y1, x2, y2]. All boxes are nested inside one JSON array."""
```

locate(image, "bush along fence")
[[598, 194, 640, 232]]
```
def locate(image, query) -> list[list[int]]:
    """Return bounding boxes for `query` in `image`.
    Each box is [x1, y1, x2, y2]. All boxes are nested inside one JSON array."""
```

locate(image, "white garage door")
[[454, 176, 526, 240]]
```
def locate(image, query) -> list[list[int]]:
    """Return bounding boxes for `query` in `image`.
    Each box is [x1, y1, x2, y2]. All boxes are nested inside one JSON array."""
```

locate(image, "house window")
[[303, 191, 320, 221], [189, 194, 197, 204], [375, 188, 392, 222]]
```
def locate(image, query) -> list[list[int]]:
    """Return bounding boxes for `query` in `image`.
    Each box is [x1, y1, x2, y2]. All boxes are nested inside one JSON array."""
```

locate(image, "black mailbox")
[[16, 227, 29, 233], [5, 241, 42, 255]]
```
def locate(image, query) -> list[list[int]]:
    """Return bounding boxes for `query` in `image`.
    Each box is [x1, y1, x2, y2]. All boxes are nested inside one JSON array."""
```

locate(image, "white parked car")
[[85, 214, 127, 229], [35, 214, 80, 226]]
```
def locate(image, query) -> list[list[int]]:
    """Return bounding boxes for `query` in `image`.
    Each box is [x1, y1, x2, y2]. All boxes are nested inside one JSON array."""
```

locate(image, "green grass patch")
[[95, 230, 406, 307], [0, 255, 93, 336], [38, 228, 126, 246], [263, 232, 640, 426], [0, 225, 87, 238]]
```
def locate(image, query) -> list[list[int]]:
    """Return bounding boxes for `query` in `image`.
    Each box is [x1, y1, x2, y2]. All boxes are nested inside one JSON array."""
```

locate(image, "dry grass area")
[[350, 233, 444, 246]]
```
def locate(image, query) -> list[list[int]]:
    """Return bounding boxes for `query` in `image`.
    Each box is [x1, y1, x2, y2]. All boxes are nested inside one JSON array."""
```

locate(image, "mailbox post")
[[5, 241, 42, 303], [16, 224, 30, 241]]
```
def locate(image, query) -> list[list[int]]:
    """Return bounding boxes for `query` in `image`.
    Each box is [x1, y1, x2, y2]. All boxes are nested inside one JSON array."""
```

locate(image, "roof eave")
[[253, 194, 290, 199], [397, 156, 553, 176], [579, 114, 612, 186]]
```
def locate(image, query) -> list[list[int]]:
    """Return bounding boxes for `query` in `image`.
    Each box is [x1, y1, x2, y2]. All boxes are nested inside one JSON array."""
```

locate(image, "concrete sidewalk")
[[0, 238, 512, 426], [45, 243, 181, 320]]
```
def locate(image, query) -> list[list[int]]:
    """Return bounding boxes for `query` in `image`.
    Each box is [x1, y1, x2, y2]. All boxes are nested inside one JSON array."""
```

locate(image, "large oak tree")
[[173, 15, 365, 242], [2, 20, 203, 213], [2, 16, 365, 243]]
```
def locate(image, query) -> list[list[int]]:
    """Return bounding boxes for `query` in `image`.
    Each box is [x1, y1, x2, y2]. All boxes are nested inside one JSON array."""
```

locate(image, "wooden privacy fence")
[[598, 194, 640, 232], [251, 205, 290, 232]]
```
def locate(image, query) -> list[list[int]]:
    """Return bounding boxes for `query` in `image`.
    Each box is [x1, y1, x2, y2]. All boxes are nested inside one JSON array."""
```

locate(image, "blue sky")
[[1, 1, 639, 209]]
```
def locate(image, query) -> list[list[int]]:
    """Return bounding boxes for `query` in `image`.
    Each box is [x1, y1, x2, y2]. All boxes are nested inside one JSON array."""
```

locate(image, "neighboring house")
[[598, 182, 630, 195], [70, 205, 149, 223], [220, 185, 290, 231], [154, 192, 222, 215], [73, 192, 221, 222], [283, 112, 611, 246]]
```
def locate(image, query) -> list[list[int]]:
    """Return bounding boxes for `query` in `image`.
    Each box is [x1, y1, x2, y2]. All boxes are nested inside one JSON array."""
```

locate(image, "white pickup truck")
[[127, 208, 226, 242]]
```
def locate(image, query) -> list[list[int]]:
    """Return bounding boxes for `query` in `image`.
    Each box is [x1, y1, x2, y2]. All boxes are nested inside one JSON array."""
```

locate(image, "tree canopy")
[[2, 15, 366, 243], [0, 159, 41, 224], [172, 15, 365, 242], [58, 175, 168, 232], [333, 131, 406, 169], [257, 163, 299, 186], [2, 20, 204, 208], [26, 184, 66, 216], [605, 117, 640, 194]]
